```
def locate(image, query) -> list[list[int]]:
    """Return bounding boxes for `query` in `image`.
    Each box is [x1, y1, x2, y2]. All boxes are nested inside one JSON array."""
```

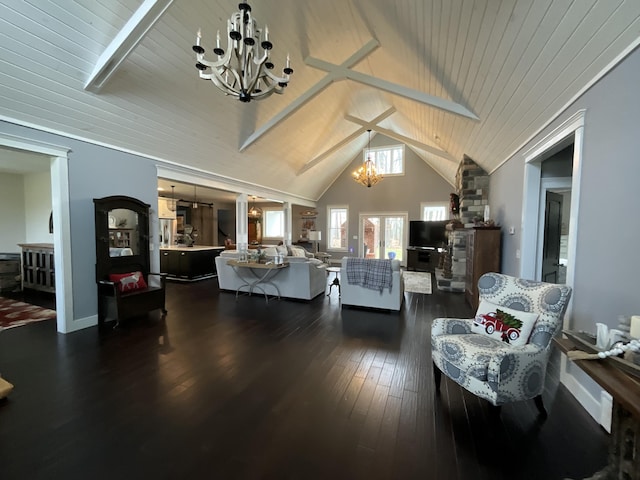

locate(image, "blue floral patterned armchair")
[[431, 273, 572, 415]]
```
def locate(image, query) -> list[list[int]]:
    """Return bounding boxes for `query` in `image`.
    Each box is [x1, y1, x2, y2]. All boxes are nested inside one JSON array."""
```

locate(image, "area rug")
[[402, 271, 433, 294], [0, 297, 56, 330]]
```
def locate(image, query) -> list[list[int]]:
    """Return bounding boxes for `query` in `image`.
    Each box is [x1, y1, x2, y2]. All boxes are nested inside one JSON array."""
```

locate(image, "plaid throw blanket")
[[345, 258, 393, 293]]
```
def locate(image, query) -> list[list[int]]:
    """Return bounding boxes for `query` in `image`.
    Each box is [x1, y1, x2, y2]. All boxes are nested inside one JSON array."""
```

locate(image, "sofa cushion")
[[263, 247, 278, 256], [285, 256, 310, 263], [290, 246, 307, 257], [472, 299, 538, 346]]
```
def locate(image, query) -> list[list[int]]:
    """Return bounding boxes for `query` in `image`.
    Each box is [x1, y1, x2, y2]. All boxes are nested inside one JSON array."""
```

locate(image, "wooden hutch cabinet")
[[465, 227, 501, 309], [18, 243, 55, 293]]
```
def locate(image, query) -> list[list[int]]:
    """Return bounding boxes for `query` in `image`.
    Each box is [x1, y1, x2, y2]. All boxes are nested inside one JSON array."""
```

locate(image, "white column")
[[235, 193, 248, 251], [282, 201, 292, 246]]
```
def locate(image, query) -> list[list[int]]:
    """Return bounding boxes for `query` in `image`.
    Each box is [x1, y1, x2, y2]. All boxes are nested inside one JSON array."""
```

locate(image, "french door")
[[359, 213, 408, 264]]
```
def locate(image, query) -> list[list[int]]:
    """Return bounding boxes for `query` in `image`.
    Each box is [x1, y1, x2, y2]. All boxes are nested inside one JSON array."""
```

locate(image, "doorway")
[[539, 183, 572, 284], [0, 135, 73, 333], [359, 213, 407, 263], [521, 110, 585, 309]]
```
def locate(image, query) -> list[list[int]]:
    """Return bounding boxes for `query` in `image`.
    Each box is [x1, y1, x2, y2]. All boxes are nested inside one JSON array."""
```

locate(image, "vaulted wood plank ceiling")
[[1, 0, 638, 202]]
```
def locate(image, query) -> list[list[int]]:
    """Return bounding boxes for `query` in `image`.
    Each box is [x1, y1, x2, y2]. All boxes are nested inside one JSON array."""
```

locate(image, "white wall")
[[0, 173, 26, 253], [24, 171, 53, 244]]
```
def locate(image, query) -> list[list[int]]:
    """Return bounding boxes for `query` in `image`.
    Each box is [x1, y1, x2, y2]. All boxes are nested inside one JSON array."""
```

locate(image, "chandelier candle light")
[[353, 129, 383, 188], [192, 2, 293, 102]]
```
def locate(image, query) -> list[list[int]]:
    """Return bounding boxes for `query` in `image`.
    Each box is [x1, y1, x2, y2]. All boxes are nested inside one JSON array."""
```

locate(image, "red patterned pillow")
[[108, 271, 147, 293]]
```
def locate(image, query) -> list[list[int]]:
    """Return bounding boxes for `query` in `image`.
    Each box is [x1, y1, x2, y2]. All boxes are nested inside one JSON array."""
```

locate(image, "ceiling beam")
[[297, 108, 396, 175], [241, 38, 478, 152], [239, 40, 380, 152], [306, 57, 479, 121], [84, 0, 174, 93]]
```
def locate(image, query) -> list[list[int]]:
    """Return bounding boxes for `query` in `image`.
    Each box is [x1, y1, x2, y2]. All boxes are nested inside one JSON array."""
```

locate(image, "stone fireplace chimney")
[[455, 155, 490, 225]]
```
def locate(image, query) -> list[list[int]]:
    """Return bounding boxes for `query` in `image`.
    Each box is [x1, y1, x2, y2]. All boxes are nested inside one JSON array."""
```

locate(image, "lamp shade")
[[308, 231, 321, 241]]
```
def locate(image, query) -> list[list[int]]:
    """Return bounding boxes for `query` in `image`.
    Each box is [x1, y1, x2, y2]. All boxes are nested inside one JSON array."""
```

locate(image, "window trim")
[[262, 208, 284, 240], [364, 144, 405, 176], [420, 202, 449, 221], [326, 205, 349, 252]]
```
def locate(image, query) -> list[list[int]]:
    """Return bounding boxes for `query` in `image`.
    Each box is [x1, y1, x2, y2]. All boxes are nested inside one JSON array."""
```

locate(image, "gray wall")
[[490, 47, 640, 400], [316, 133, 453, 259], [0, 120, 160, 323]]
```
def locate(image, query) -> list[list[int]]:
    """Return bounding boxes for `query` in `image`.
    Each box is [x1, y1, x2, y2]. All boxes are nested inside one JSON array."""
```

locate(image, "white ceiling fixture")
[[192, 1, 293, 103]]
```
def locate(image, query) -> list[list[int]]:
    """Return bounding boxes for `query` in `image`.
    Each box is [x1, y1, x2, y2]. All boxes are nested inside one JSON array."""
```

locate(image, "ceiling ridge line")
[[239, 40, 380, 152], [297, 108, 396, 175]]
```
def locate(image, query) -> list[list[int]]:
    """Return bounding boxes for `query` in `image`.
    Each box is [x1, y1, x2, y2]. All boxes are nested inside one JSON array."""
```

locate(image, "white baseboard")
[[560, 359, 610, 432], [63, 314, 98, 333]]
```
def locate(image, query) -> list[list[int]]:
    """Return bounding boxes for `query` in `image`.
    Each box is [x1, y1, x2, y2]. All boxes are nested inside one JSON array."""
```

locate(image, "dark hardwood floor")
[[0, 277, 608, 479]]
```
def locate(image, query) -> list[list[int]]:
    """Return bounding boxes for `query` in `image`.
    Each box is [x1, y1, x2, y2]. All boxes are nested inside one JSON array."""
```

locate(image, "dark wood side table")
[[555, 336, 640, 480], [326, 267, 341, 296]]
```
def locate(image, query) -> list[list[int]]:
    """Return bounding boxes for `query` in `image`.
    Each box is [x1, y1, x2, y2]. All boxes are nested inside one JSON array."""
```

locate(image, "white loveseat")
[[215, 251, 327, 301], [340, 257, 404, 311]]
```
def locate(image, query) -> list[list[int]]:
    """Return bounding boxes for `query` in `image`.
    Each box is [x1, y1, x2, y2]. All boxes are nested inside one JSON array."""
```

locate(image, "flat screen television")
[[409, 220, 448, 248]]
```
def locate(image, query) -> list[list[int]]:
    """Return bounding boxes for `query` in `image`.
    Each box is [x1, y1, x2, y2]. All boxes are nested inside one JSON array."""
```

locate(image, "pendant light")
[[193, 185, 198, 209], [168, 185, 177, 212]]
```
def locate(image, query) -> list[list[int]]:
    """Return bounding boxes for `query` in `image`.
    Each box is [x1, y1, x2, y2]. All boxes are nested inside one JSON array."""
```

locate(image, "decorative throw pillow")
[[290, 246, 307, 257], [276, 245, 288, 256], [472, 299, 539, 347], [108, 271, 147, 293]]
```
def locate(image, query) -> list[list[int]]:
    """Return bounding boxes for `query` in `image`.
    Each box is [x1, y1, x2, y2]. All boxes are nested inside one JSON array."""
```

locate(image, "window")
[[263, 209, 284, 238], [365, 144, 404, 175], [421, 202, 448, 221], [327, 206, 348, 250]]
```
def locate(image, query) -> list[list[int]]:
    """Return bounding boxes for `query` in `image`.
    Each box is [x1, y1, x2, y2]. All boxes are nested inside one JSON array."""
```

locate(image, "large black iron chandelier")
[[352, 130, 383, 188], [192, 2, 293, 102]]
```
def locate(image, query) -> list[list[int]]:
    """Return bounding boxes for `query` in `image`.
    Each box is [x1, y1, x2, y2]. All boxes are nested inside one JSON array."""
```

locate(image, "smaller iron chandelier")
[[248, 196, 262, 219], [352, 130, 383, 188], [192, 2, 293, 102]]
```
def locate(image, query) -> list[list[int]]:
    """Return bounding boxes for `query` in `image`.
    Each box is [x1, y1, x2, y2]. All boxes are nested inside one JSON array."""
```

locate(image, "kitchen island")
[[160, 245, 224, 281]]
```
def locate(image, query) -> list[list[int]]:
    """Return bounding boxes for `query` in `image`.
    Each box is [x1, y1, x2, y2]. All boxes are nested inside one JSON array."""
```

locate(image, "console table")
[[555, 335, 640, 479], [227, 260, 289, 303], [18, 243, 55, 293]]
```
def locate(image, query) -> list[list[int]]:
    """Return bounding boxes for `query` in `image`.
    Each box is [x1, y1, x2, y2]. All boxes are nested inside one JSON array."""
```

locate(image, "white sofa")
[[215, 251, 327, 300], [340, 257, 404, 311]]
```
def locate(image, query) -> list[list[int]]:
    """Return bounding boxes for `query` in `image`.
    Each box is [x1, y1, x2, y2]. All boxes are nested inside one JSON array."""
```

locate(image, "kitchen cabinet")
[[160, 247, 223, 280], [158, 197, 177, 219]]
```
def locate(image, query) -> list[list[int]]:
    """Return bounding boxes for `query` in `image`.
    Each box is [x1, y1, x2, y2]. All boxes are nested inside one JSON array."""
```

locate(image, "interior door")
[[360, 214, 406, 263], [541, 191, 563, 283]]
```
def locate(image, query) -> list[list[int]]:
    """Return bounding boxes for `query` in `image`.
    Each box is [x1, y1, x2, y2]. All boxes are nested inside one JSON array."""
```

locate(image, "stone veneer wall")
[[455, 155, 490, 225], [436, 155, 491, 292], [435, 229, 467, 292]]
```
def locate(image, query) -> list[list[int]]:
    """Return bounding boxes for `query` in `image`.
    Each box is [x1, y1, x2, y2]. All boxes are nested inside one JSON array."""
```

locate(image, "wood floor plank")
[[0, 281, 609, 479]]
